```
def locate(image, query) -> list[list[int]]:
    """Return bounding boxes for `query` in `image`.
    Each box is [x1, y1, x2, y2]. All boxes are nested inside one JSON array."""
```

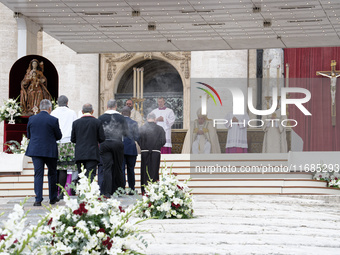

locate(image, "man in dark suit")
[[71, 103, 105, 182], [25, 99, 62, 206], [99, 99, 128, 196], [121, 106, 140, 192]]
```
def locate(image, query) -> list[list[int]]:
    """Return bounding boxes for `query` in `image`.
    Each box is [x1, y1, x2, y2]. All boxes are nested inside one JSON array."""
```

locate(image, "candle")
[[137, 68, 140, 99], [141, 67, 144, 99], [285, 63, 289, 88], [201, 94, 207, 115], [133, 67, 136, 98], [266, 67, 270, 96], [277, 65, 280, 94]]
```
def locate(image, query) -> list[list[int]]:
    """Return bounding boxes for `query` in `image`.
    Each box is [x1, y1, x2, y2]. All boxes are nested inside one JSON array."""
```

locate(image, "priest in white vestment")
[[150, 97, 175, 154], [126, 99, 143, 127], [182, 109, 221, 154], [225, 112, 249, 153], [262, 108, 287, 153]]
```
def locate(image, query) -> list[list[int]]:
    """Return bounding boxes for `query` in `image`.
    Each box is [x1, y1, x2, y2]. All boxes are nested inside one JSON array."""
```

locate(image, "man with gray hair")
[[51, 95, 77, 199], [71, 103, 105, 182], [26, 99, 62, 206], [99, 99, 128, 196], [138, 112, 166, 194]]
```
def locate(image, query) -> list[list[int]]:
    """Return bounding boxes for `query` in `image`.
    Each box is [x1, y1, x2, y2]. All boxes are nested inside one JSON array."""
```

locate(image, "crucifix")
[[32, 105, 39, 115], [316, 60, 340, 126]]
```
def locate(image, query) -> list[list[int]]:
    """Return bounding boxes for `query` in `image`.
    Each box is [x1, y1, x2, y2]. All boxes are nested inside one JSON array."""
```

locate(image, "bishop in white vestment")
[[151, 97, 175, 154], [182, 109, 221, 154], [225, 112, 249, 153]]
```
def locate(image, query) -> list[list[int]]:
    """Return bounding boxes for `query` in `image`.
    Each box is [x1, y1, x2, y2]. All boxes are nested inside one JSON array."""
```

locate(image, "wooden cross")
[[316, 60, 340, 126]]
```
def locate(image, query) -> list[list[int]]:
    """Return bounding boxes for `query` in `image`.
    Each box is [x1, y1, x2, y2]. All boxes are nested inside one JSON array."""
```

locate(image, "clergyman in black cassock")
[[99, 99, 128, 196], [138, 113, 166, 194]]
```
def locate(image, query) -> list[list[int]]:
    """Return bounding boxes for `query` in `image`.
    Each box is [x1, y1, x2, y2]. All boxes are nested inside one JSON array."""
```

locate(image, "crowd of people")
[[26, 96, 172, 206]]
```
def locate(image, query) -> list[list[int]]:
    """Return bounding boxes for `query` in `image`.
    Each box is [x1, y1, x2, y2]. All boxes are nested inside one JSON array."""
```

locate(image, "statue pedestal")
[[3, 116, 29, 152]]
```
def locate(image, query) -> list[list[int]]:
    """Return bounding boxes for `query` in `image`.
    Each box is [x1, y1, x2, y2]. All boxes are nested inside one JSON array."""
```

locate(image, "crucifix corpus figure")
[[316, 60, 340, 126]]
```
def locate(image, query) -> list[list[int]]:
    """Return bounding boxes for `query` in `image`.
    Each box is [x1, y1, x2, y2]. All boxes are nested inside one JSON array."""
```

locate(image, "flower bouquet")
[[0, 98, 21, 123], [328, 172, 340, 188], [0, 169, 149, 254], [33, 170, 148, 254], [0, 198, 49, 254], [328, 179, 340, 188], [313, 171, 330, 182], [4, 134, 29, 154], [313, 164, 340, 188], [51, 97, 58, 111], [137, 165, 194, 219]]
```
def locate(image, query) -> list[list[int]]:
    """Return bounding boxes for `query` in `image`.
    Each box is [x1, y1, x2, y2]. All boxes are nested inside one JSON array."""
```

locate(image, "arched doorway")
[[115, 59, 183, 129]]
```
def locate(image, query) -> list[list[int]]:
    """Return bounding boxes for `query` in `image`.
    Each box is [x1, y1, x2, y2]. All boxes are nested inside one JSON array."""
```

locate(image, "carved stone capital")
[[144, 52, 152, 60], [104, 53, 136, 81], [161, 52, 191, 79]]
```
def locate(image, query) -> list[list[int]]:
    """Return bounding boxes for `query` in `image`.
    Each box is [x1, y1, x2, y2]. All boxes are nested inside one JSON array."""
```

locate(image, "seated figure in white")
[[182, 110, 221, 154]]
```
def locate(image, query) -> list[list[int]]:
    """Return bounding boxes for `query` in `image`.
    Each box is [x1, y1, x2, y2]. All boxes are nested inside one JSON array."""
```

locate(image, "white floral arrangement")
[[313, 171, 330, 181], [51, 98, 58, 110], [0, 98, 21, 122], [328, 172, 340, 188], [0, 169, 148, 254], [0, 198, 49, 254], [328, 179, 340, 188], [313, 164, 340, 188], [5, 135, 29, 154], [35, 170, 148, 254], [137, 165, 194, 219]]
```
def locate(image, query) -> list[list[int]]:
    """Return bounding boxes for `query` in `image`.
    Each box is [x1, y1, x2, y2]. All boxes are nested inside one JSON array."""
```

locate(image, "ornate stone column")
[[263, 49, 284, 109]]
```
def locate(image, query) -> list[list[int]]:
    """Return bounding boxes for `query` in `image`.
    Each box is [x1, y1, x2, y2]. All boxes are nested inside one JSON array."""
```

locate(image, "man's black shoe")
[[127, 191, 136, 196], [33, 201, 42, 206], [58, 193, 64, 200], [50, 198, 60, 205]]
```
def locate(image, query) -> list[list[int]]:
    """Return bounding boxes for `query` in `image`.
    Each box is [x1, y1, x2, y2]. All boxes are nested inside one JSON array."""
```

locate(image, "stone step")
[[2, 153, 339, 197], [20, 163, 290, 173], [188, 179, 327, 187], [0, 171, 314, 179], [191, 186, 340, 195], [0, 179, 326, 189], [3, 183, 338, 196], [188, 172, 314, 179]]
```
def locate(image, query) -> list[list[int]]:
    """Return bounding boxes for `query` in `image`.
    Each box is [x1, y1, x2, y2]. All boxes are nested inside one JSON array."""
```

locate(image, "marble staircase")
[[1, 153, 340, 197]]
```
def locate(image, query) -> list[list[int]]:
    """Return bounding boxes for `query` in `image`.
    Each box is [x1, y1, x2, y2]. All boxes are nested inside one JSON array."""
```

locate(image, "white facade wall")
[[0, 3, 18, 150], [42, 33, 99, 117], [190, 50, 249, 123]]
